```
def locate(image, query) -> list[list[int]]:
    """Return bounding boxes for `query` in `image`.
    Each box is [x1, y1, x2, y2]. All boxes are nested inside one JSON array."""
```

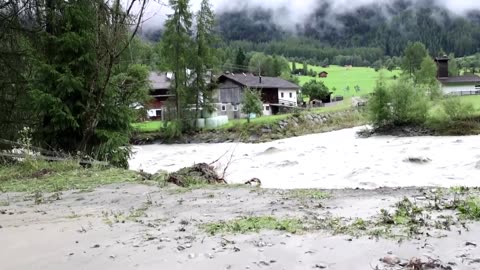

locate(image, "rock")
[[404, 156, 431, 164], [233, 247, 240, 252], [91, 244, 100, 248], [313, 263, 327, 268], [177, 246, 186, 251], [466, 241, 477, 247], [381, 255, 401, 266], [159, 237, 171, 242]]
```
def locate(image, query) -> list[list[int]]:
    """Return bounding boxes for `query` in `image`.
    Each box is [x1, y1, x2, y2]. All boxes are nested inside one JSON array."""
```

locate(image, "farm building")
[[215, 73, 300, 119], [147, 72, 174, 120], [435, 56, 480, 95], [319, 71, 328, 78]]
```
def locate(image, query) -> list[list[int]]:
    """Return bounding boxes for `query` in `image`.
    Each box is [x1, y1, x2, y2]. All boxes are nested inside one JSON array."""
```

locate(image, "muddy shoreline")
[[2, 184, 480, 270]]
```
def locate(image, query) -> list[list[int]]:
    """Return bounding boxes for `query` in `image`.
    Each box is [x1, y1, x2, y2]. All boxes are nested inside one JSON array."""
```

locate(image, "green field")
[[292, 63, 401, 97], [132, 121, 163, 133]]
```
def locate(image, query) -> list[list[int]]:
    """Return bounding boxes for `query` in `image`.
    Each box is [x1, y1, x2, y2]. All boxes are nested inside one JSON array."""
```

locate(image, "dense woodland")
[[136, 0, 480, 69]]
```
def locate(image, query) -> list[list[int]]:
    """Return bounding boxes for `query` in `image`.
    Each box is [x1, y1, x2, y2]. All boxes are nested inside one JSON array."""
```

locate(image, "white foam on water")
[[129, 127, 480, 189]]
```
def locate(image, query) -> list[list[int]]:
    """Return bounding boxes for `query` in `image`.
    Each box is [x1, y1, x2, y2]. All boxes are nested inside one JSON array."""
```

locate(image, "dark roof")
[[438, 75, 480, 84], [319, 71, 328, 74], [149, 72, 172, 90], [219, 73, 300, 89]]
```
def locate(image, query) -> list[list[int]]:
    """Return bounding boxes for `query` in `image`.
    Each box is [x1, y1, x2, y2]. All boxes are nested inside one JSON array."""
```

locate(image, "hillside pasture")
[[292, 64, 401, 97]]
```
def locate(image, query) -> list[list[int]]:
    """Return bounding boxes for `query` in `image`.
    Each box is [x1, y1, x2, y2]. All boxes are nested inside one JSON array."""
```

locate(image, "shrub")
[[368, 76, 392, 127], [390, 79, 429, 125], [442, 98, 475, 121]]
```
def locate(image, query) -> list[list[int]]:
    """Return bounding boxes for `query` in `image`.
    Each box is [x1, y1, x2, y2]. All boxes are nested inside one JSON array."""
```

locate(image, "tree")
[[415, 56, 437, 85], [234, 48, 246, 72], [402, 42, 429, 76], [303, 62, 308, 76], [448, 53, 460, 76], [354, 85, 361, 93], [369, 75, 392, 128], [23, 0, 149, 167], [292, 62, 297, 72], [248, 52, 267, 75], [192, 0, 217, 126], [242, 88, 263, 123], [302, 80, 330, 100], [161, 0, 193, 124]]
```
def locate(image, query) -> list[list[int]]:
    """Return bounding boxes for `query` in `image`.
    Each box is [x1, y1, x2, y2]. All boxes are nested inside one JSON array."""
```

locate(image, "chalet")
[[435, 56, 480, 95], [319, 71, 328, 78], [215, 73, 300, 119], [147, 72, 174, 120]]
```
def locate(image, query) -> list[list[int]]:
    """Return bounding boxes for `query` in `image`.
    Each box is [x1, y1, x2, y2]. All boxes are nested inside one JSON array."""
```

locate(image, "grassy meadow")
[[292, 63, 401, 97]]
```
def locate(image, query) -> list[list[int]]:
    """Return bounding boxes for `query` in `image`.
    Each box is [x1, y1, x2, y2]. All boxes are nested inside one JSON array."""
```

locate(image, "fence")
[[447, 90, 480, 96]]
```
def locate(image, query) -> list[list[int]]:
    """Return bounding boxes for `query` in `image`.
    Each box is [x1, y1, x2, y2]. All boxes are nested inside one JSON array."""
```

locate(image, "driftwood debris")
[[167, 163, 227, 187]]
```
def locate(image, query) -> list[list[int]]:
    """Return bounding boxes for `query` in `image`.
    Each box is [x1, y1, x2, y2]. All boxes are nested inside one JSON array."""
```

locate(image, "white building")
[[435, 57, 480, 95]]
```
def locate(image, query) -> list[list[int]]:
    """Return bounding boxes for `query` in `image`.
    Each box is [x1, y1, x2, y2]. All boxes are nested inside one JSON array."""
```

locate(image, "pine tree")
[[292, 62, 297, 73], [235, 48, 246, 72], [161, 0, 193, 123], [192, 0, 217, 126]]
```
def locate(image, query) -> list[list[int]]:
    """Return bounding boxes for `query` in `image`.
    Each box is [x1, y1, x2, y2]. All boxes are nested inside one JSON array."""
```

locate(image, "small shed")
[[319, 71, 328, 78]]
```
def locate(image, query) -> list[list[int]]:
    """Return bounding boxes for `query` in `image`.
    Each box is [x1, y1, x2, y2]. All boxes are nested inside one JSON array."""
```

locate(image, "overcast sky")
[[139, 0, 480, 30]]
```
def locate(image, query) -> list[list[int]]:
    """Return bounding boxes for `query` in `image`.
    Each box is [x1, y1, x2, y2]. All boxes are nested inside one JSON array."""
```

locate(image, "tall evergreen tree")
[[234, 48, 246, 72], [161, 0, 193, 122], [192, 0, 217, 125]]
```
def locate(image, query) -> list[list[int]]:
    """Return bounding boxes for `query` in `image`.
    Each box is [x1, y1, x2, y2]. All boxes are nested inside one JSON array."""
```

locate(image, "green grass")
[[218, 99, 353, 130], [292, 63, 401, 97], [0, 160, 141, 193], [289, 189, 331, 200], [203, 216, 303, 235], [132, 121, 163, 133]]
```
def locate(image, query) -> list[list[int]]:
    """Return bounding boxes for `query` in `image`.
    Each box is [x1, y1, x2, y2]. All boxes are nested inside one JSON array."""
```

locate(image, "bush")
[[442, 98, 475, 121], [369, 76, 430, 128], [390, 79, 429, 125]]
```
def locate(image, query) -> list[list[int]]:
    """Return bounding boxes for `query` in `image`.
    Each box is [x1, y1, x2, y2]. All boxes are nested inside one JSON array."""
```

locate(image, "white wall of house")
[[442, 84, 480, 95], [263, 104, 272, 116], [278, 89, 298, 106]]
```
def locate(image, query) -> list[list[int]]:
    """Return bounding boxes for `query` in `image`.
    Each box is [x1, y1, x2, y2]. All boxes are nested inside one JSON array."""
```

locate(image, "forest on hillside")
[[141, 0, 480, 65]]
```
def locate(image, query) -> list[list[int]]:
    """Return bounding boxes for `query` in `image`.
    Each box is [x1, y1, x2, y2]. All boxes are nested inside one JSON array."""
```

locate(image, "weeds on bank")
[[0, 160, 142, 193], [204, 216, 303, 235], [288, 189, 331, 200]]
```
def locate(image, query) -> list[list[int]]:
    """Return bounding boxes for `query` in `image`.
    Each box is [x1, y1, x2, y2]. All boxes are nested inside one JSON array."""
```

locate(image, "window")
[[281, 92, 284, 98], [289, 92, 293, 98], [221, 104, 227, 111], [233, 104, 238, 111], [155, 110, 162, 117], [265, 106, 270, 111]]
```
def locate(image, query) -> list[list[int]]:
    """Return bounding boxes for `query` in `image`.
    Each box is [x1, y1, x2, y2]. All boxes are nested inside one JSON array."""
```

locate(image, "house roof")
[[219, 73, 300, 89], [438, 75, 480, 84], [319, 71, 328, 74], [149, 72, 172, 90]]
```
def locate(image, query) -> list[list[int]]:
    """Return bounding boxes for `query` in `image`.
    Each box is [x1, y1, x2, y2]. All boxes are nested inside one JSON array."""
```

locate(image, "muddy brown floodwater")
[[2, 184, 480, 270], [129, 127, 480, 189]]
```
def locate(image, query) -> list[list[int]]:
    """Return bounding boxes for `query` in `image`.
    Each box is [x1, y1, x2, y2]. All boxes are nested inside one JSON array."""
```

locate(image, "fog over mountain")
[[140, 0, 480, 31]]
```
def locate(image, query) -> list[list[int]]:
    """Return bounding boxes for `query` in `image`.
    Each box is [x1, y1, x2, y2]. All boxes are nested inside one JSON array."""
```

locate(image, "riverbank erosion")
[[130, 110, 366, 145], [130, 127, 480, 189], [2, 184, 480, 270]]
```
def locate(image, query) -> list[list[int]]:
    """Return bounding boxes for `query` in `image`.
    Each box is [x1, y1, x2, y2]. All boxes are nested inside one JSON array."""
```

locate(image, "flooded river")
[[129, 127, 480, 189]]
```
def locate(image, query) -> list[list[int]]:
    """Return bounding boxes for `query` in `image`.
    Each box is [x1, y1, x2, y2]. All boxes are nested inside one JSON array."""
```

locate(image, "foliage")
[[0, 160, 140, 193], [415, 56, 437, 86], [441, 98, 476, 121], [402, 42, 428, 76], [191, 0, 217, 126], [234, 48, 247, 72], [161, 0, 193, 122], [241, 88, 263, 123], [457, 197, 480, 220], [204, 216, 303, 235], [389, 78, 429, 126], [368, 75, 392, 127], [289, 190, 330, 200], [248, 52, 290, 76], [301, 80, 330, 100]]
